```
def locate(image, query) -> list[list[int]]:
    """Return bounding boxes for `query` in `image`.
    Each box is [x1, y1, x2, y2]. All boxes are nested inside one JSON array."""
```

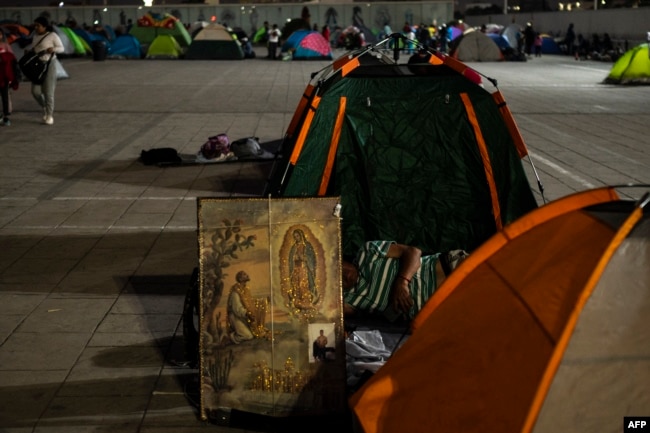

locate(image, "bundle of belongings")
[[139, 147, 182, 165], [139, 134, 277, 166], [197, 134, 275, 163], [197, 133, 236, 162], [346, 329, 409, 394]]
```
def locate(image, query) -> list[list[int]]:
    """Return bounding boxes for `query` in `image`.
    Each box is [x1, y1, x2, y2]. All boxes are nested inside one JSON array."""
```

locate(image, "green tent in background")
[[53, 24, 88, 56], [604, 43, 650, 84], [186, 23, 244, 60], [266, 49, 539, 257], [252, 25, 267, 43], [130, 14, 192, 48], [146, 34, 182, 59], [61, 26, 89, 56]]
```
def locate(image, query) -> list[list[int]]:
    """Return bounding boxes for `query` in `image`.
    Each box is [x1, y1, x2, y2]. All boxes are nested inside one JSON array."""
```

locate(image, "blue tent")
[[74, 28, 101, 44], [103, 25, 116, 41], [487, 33, 511, 51], [541, 34, 562, 54], [108, 34, 142, 59], [281, 30, 332, 60]]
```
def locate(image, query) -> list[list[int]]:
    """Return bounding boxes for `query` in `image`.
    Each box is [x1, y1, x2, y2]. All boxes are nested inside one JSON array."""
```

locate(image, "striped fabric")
[[344, 241, 440, 318]]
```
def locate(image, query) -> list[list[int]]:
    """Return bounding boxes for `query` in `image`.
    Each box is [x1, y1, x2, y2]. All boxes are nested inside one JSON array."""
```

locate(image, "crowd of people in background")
[[562, 23, 625, 61], [36, 13, 634, 64], [253, 18, 628, 63], [3, 14, 632, 66], [0, 13, 636, 128]]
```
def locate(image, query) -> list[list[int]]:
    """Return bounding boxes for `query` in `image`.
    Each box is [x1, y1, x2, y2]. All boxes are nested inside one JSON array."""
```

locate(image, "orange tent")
[[350, 186, 650, 433], [0, 23, 30, 45]]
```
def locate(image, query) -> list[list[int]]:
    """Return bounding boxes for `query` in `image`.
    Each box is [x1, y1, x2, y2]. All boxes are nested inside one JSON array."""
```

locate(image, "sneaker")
[[44, 116, 54, 125], [2, 118, 10, 126]]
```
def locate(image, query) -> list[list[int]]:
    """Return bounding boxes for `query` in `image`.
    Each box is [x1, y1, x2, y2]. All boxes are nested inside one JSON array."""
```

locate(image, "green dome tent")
[[186, 23, 244, 60], [604, 43, 650, 84], [265, 47, 539, 257], [253, 25, 268, 44], [53, 25, 89, 56], [130, 13, 192, 49], [146, 34, 182, 59]]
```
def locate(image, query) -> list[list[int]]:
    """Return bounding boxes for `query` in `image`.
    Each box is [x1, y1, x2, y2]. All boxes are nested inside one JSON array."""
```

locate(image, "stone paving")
[[0, 49, 648, 433]]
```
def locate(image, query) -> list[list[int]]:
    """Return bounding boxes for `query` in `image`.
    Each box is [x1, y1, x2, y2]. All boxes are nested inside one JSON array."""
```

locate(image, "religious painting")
[[197, 197, 345, 421]]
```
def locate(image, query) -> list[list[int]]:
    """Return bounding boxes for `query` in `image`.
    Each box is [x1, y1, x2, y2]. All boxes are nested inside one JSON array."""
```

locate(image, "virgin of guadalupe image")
[[280, 226, 325, 318], [289, 229, 318, 307]]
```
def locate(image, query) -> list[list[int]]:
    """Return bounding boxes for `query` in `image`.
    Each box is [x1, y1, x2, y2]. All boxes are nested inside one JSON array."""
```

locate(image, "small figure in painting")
[[227, 271, 269, 343], [313, 329, 328, 361]]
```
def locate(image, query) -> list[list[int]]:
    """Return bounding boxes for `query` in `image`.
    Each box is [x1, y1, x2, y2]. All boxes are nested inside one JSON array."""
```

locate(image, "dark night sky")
[[0, 0, 145, 6]]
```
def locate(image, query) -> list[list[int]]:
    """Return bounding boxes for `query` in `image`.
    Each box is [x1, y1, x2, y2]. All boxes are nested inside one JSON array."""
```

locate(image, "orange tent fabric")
[[0, 23, 30, 45], [350, 187, 650, 433]]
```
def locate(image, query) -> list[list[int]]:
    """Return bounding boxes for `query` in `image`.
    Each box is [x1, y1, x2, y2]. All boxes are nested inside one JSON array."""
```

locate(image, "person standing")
[[564, 23, 576, 58], [417, 23, 430, 48], [438, 23, 449, 53], [0, 31, 19, 126], [523, 22, 535, 57], [321, 24, 330, 47], [534, 32, 543, 57], [26, 16, 63, 125], [267, 24, 281, 60]]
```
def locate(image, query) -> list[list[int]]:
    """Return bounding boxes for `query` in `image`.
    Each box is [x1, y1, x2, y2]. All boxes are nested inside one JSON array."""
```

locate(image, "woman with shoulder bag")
[[26, 17, 63, 125]]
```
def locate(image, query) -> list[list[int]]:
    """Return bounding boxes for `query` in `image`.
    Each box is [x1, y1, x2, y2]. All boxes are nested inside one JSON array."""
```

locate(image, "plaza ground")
[[0, 50, 648, 432]]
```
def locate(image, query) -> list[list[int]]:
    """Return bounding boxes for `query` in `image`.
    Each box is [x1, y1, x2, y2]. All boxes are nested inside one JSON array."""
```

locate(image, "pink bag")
[[200, 134, 230, 159]]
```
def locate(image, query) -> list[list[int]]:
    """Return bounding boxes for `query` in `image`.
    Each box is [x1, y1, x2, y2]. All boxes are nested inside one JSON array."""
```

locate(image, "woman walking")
[[26, 17, 63, 125]]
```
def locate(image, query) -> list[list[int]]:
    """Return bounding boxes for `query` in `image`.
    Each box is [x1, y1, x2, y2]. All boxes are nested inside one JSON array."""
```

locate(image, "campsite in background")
[[2, 6, 645, 68]]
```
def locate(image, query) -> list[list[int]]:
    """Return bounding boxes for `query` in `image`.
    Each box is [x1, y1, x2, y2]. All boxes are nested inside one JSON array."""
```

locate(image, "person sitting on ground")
[[342, 241, 468, 321]]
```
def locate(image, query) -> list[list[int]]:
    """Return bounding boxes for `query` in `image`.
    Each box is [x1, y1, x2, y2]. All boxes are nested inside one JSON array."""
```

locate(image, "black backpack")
[[139, 148, 181, 165]]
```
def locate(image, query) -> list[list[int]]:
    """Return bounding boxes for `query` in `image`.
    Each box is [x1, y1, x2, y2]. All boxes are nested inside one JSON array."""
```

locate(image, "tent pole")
[[637, 192, 650, 209], [392, 33, 401, 61], [526, 154, 547, 204]]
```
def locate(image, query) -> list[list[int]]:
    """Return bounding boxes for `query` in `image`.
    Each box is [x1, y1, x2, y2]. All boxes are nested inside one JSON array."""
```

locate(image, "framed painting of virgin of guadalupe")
[[197, 196, 346, 422]]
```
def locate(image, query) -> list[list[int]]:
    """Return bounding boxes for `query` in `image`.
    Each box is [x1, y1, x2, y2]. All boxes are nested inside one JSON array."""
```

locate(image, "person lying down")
[[342, 241, 469, 321]]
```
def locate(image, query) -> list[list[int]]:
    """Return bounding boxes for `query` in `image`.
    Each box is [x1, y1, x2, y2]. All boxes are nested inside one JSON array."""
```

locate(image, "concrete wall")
[[462, 8, 650, 44], [0, 2, 453, 36]]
